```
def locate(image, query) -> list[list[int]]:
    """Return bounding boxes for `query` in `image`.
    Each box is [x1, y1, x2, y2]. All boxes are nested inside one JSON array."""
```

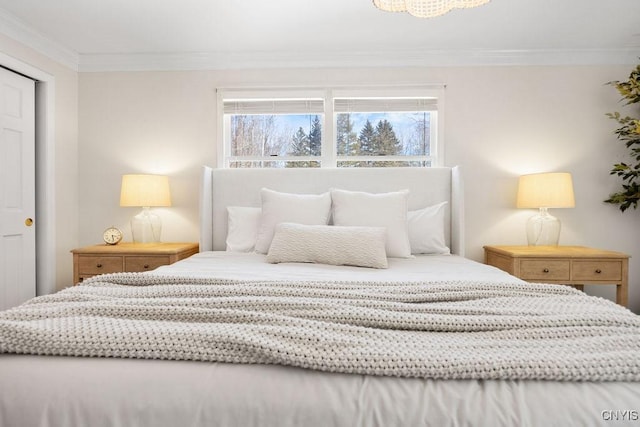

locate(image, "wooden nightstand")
[[71, 242, 199, 284], [483, 245, 630, 307]]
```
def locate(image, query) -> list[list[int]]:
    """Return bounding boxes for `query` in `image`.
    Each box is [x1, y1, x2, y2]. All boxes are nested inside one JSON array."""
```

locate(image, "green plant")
[[605, 63, 640, 212]]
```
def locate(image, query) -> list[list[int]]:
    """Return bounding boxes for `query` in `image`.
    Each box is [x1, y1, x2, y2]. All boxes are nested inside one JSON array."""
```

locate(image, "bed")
[[1, 166, 639, 427]]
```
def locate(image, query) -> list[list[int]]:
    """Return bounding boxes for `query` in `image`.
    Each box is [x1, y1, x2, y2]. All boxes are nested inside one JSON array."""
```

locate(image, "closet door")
[[0, 66, 36, 310]]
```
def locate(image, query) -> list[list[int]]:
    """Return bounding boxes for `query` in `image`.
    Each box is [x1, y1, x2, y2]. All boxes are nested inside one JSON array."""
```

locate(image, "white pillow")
[[267, 223, 388, 269], [330, 189, 411, 258], [255, 189, 332, 254], [408, 202, 450, 255], [226, 206, 261, 252]]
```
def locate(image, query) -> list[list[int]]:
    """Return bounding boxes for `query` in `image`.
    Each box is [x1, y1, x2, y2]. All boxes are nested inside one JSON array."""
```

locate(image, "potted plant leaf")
[[605, 63, 640, 212]]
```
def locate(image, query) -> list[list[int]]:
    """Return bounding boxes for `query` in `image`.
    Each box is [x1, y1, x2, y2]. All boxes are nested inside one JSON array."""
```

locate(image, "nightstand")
[[483, 245, 630, 307], [71, 242, 199, 284]]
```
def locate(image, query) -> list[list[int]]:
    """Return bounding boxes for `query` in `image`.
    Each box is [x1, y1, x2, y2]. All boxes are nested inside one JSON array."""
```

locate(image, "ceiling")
[[0, 0, 639, 71]]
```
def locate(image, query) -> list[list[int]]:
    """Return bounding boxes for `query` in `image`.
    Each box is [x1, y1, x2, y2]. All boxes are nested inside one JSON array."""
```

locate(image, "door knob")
[[25, 218, 34, 227]]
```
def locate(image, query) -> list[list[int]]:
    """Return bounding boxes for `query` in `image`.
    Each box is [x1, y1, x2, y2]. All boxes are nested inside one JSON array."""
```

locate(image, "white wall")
[[0, 33, 79, 291], [77, 65, 639, 313], [78, 71, 216, 246]]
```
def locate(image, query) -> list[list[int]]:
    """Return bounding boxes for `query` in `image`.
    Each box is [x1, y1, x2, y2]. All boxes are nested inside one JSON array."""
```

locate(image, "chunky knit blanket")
[[1, 273, 639, 381]]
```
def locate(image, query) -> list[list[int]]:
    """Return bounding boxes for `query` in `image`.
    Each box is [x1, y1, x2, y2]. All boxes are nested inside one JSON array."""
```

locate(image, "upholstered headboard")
[[200, 166, 465, 256]]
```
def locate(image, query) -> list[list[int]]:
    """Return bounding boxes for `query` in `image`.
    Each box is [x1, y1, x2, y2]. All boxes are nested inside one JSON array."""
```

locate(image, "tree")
[[287, 125, 319, 168], [604, 63, 640, 212], [358, 120, 376, 155], [230, 115, 253, 156], [411, 112, 430, 156], [308, 115, 322, 157], [286, 116, 321, 168], [374, 119, 401, 155], [336, 113, 358, 156], [289, 127, 309, 156], [230, 114, 292, 167]]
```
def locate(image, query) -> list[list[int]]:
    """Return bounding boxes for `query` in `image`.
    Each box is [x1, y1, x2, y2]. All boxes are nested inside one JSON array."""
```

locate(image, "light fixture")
[[516, 172, 575, 246], [120, 174, 172, 243], [373, 0, 490, 18]]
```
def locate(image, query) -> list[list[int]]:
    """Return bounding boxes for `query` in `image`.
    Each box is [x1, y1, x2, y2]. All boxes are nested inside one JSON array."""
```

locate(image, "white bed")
[[1, 166, 639, 427]]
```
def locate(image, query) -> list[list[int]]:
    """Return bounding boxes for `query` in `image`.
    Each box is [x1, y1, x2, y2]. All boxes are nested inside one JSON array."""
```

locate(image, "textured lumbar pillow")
[[266, 223, 388, 269], [255, 189, 332, 254]]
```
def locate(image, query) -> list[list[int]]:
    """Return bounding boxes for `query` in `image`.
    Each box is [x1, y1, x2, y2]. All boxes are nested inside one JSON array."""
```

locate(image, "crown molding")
[[0, 8, 79, 70], [1, 6, 636, 73], [78, 48, 639, 72]]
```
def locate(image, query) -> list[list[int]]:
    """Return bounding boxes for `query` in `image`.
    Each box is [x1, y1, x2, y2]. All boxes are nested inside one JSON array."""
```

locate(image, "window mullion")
[[324, 89, 336, 168], [216, 89, 226, 168]]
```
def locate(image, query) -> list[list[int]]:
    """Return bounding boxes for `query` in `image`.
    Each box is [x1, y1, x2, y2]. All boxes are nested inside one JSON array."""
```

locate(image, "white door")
[[0, 67, 36, 310]]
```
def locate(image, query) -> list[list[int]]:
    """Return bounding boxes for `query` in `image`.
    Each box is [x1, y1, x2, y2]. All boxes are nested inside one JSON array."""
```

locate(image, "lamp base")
[[131, 207, 162, 243], [526, 207, 561, 246]]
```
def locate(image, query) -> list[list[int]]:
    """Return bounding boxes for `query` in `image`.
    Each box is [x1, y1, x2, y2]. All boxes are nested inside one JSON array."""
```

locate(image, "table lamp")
[[516, 172, 575, 246], [120, 174, 171, 243]]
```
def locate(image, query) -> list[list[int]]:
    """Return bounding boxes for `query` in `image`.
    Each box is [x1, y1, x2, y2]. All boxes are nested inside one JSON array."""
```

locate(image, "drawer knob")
[[143, 264, 150, 269], [543, 268, 550, 273], [595, 269, 602, 274], [96, 263, 103, 268]]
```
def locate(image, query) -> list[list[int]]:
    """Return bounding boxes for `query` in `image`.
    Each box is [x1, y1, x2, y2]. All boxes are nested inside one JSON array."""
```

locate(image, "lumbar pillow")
[[266, 223, 388, 269], [255, 189, 332, 254], [226, 206, 261, 252], [330, 188, 411, 258], [408, 202, 450, 255]]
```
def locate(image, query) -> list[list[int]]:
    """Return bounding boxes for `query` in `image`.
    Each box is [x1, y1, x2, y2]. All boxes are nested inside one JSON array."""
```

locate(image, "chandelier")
[[373, 0, 490, 18]]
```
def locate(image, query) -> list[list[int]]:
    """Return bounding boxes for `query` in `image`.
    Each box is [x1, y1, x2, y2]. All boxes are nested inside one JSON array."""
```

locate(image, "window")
[[218, 86, 443, 168]]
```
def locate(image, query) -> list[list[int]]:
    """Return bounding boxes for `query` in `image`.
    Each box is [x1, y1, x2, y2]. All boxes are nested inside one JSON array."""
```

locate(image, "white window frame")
[[217, 85, 445, 168]]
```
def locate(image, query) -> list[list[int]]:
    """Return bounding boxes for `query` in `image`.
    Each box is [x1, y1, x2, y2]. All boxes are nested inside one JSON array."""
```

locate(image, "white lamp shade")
[[120, 174, 171, 207], [120, 174, 171, 243], [517, 172, 575, 246], [516, 172, 575, 209]]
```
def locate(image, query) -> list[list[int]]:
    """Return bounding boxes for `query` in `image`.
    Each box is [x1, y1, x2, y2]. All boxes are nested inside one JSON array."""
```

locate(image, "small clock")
[[103, 227, 123, 245]]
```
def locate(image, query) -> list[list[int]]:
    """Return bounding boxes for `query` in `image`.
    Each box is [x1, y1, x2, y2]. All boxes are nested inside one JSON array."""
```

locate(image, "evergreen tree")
[[289, 127, 310, 156], [308, 115, 322, 157], [336, 113, 358, 156], [358, 120, 376, 155], [374, 119, 401, 155], [287, 127, 310, 168]]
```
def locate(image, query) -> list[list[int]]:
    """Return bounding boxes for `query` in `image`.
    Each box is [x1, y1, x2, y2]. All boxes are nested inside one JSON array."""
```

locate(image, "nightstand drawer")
[[77, 256, 124, 275], [483, 245, 630, 307], [573, 261, 622, 281], [72, 243, 199, 285], [519, 260, 570, 281], [125, 256, 171, 272]]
